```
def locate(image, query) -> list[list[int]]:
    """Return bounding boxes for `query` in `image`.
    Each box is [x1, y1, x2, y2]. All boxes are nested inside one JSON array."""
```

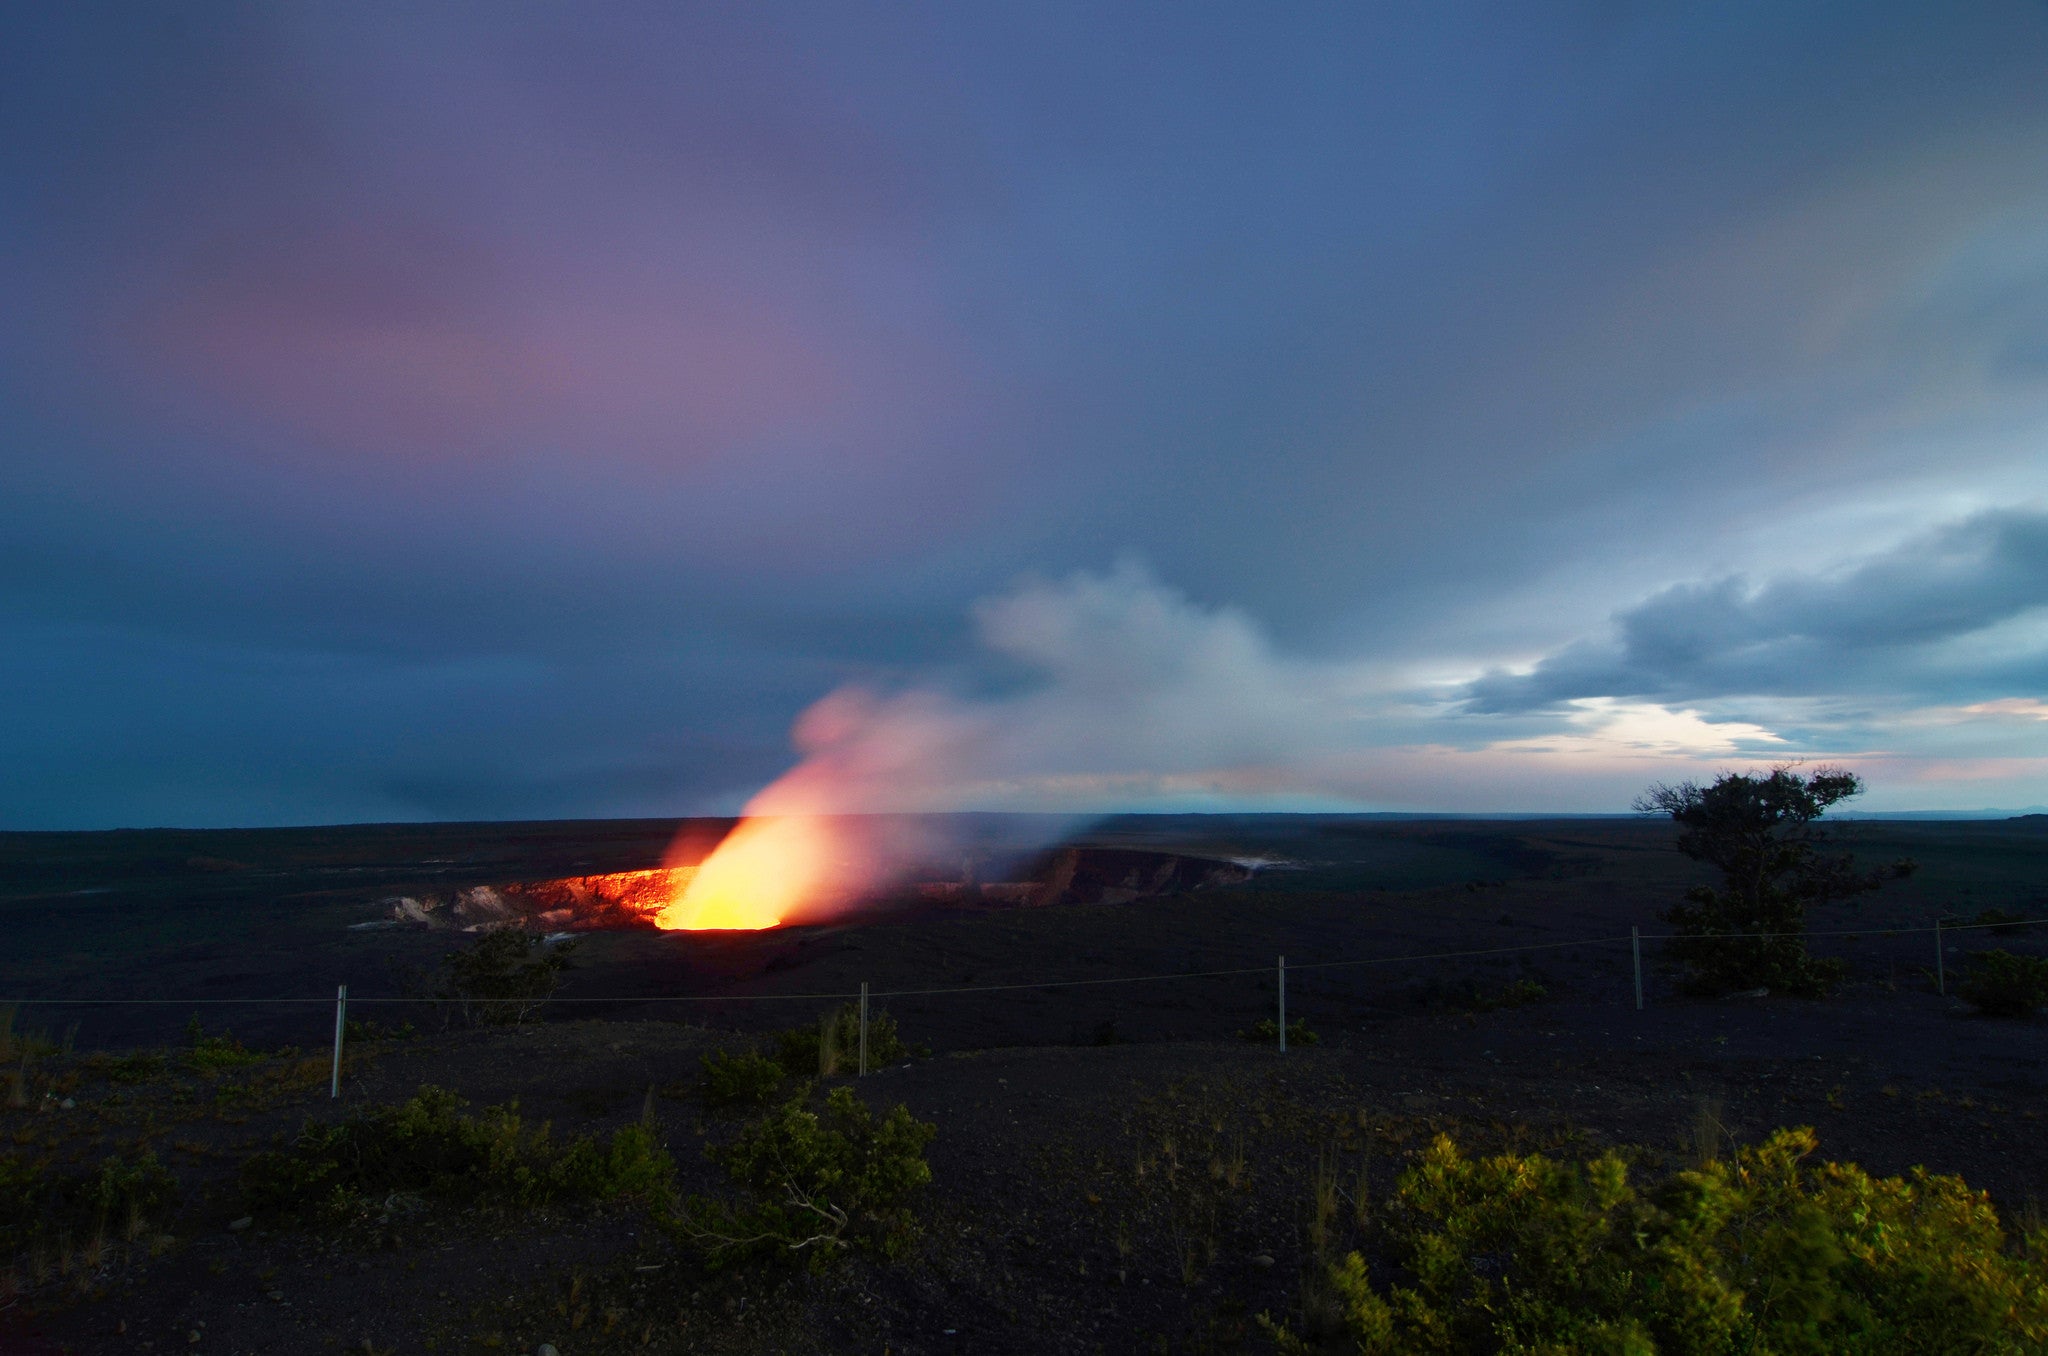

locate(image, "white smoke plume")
[[673, 562, 1815, 923], [744, 560, 1355, 817], [665, 561, 1357, 923]]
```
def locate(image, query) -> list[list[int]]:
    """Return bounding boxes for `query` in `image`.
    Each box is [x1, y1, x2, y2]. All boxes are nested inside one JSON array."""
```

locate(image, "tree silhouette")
[[1635, 766, 1914, 996]]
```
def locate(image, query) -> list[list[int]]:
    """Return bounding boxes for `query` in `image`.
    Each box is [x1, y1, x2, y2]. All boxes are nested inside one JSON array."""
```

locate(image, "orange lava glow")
[[653, 816, 830, 930]]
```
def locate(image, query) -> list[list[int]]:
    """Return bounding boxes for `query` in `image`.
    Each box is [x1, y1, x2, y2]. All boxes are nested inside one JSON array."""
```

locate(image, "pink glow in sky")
[[6, 4, 2048, 826]]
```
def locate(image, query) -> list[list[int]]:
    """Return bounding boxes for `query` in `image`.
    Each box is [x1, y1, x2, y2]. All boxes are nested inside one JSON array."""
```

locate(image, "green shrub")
[[85, 1153, 179, 1226], [673, 1085, 935, 1268], [183, 1015, 266, 1071], [243, 1084, 672, 1217], [1, 1150, 178, 1258], [1265, 1126, 2048, 1355], [554, 1120, 675, 1201], [85, 1050, 168, 1084], [1959, 950, 2048, 1018], [1238, 1017, 1318, 1046], [1967, 907, 2037, 936], [1484, 977, 1548, 1009], [699, 1048, 787, 1109], [772, 1004, 910, 1077], [343, 1017, 417, 1043], [441, 930, 576, 1026]]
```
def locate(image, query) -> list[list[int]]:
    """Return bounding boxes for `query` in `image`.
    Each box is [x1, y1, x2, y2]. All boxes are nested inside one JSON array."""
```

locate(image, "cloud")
[[1955, 697, 2048, 721], [10, 7, 2048, 824], [1483, 699, 1785, 759], [1465, 508, 2048, 712]]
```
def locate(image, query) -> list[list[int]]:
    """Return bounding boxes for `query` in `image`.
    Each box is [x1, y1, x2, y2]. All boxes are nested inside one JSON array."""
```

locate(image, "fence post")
[[1935, 920, 1945, 996], [330, 984, 347, 1099], [1632, 926, 1644, 1011], [1277, 956, 1287, 1053], [858, 981, 869, 1076]]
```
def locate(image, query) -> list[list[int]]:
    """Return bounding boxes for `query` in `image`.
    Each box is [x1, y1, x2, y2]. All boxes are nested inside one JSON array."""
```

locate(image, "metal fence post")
[[1935, 920, 1945, 996], [1277, 956, 1287, 1053], [330, 984, 347, 1099], [858, 981, 869, 1076], [1632, 926, 1644, 1011]]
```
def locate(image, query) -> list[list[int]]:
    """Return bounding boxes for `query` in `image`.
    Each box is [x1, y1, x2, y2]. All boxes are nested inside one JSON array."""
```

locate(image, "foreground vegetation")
[[674, 1085, 936, 1267], [1960, 949, 2048, 1018], [5, 990, 2048, 1355], [243, 1084, 675, 1218], [1268, 1127, 2048, 1355]]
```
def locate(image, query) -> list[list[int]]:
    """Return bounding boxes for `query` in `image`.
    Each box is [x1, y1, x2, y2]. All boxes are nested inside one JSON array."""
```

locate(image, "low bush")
[[553, 1121, 674, 1201], [699, 1048, 787, 1109], [343, 1016, 417, 1043], [772, 1004, 911, 1077], [673, 1085, 935, 1268], [243, 1084, 672, 1217], [0, 1150, 178, 1259], [85, 1050, 168, 1084], [440, 930, 576, 1026], [183, 1016, 266, 1072], [1238, 1017, 1318, 1046], [1966, 907, 2038, 936], [1264, 1126, 2048, 1355], [1481, 977, 1547, 1009], [1959, 949, 2048, 1018]]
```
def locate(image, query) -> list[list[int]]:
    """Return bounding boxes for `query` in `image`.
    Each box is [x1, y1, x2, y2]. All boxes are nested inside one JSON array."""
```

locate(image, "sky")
[[5, 1, 2048, 828]]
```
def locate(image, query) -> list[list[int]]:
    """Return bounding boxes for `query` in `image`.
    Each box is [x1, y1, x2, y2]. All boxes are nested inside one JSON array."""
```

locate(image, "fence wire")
[[2, 914, 2042, 1008]]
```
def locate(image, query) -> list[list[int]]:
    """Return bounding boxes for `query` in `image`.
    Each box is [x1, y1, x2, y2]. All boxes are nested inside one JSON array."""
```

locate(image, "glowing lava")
[[653, 816, 830, 930]]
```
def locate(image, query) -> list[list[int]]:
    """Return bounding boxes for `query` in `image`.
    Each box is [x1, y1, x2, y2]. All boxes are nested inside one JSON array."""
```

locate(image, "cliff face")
[[916, 848, 1253, 908], [1037, 848, 1254, 905], [379, 867, 695, 931], [506, 868, 693, 928]]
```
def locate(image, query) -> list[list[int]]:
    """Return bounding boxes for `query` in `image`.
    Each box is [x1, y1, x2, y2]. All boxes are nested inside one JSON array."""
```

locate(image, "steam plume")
[[667, 563, 1360, 924], [747, 560, 1350, 816]]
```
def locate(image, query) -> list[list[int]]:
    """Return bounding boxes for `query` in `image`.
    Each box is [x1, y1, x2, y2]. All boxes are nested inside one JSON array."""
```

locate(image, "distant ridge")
[[1830, 809, 2048, 821]]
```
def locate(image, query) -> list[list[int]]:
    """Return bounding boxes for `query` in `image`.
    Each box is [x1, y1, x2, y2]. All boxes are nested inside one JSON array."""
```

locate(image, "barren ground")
[[3, 814, 2045, 1354]]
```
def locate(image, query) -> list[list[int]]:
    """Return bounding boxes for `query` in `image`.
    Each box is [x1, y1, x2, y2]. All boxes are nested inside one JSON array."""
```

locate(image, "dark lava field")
[[3, 813, 2046, 1354]]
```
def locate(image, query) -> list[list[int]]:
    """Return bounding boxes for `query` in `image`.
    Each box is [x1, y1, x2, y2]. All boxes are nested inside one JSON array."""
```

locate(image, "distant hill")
[[1829, 809, 2048, 821]]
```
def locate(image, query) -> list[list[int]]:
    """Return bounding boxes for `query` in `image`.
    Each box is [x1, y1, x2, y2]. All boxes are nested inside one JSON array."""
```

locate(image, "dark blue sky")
[[6, 2, 2048, 827]]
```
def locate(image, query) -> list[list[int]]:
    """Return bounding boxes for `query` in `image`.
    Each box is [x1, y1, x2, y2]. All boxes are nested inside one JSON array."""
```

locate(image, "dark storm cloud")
[[1465, 510, 2048, 712], [5, 2, 2048, 823]]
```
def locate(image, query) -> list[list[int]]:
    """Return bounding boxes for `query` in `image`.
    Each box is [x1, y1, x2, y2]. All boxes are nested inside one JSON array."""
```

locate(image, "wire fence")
[[4, 914, 2044, 1010], [4, 914, 2043, 1093]]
